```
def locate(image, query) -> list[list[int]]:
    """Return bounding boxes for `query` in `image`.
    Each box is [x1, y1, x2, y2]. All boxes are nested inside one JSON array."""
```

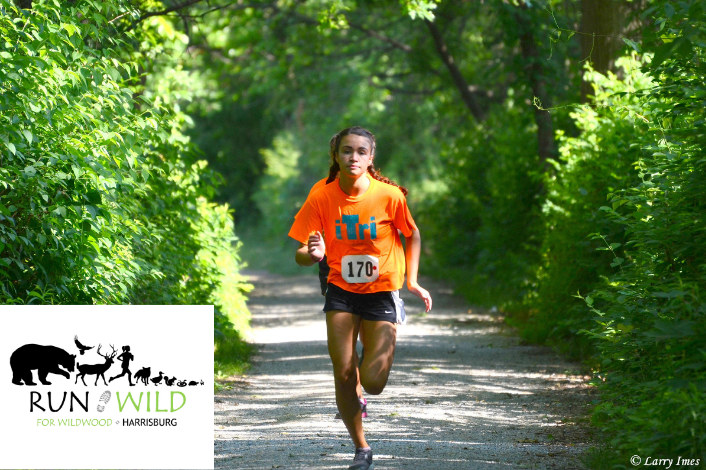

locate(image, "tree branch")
[[125, 0, 211, 32], [513, 5, 556, 168], [424, 19, 485, 121], [347, 21, 413, 53]]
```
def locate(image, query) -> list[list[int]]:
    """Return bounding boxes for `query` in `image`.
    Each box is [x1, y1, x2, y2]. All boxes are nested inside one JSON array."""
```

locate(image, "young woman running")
[[296, 177, 371, 419], [289, 126, 432, 470]]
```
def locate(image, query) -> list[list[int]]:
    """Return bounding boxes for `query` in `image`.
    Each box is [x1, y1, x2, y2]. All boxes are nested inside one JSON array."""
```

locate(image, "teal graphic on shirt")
[[335, 215, 377, 240]]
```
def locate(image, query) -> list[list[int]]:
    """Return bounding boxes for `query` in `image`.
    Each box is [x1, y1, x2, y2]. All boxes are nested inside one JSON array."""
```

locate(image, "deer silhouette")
[[75, 344, 117, 386]]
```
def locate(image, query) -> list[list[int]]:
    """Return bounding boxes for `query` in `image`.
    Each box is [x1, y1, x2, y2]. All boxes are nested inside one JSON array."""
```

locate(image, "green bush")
[[418, 99, 543, 305], [0, 0, 251, 339], [516, 57, 650, 357], [580, 2, 706, 461]]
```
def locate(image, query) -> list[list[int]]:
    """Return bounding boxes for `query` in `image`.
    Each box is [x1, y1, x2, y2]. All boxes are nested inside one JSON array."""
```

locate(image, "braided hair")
[[325, 126, 408, 196]]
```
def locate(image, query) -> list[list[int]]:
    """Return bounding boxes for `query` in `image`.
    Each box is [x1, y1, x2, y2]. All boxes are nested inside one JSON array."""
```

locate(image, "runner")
[[108, 345, 134, 386], [297, 175, 368, 420], [289, 126, 432, 470]]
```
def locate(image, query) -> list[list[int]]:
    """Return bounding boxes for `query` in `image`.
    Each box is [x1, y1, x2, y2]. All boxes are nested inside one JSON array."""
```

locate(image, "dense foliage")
[[520, 57, 650, 357], [579, 2, 706, 460], [0, 0, 251, 341], [4, 0, 705, 462], [180, 0, 705, 462]]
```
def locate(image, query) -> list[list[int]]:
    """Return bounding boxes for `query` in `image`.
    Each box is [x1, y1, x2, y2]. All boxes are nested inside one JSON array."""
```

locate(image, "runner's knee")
[[332, 363, 357, 387]]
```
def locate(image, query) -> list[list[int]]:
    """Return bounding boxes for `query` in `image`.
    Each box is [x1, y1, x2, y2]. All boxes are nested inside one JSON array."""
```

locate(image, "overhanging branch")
[[424, 19, 485, 121], [125, 0, 211, 32]]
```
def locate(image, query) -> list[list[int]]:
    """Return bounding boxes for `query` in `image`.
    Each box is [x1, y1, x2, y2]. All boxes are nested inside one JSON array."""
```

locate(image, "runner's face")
[[336, 134, 373, 178]]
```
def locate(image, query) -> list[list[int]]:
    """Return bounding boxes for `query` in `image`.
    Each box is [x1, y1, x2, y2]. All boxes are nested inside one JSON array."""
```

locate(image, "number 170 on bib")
[[341, 255, 380, 283]]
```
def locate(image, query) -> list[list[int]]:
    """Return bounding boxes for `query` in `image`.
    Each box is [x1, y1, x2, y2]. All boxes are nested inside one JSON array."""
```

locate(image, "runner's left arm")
[[405, 229, 432, 312]]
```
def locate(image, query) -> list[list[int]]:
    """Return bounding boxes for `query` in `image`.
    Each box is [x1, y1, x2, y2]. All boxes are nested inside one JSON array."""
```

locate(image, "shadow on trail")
[[215, 272, 593, 469]]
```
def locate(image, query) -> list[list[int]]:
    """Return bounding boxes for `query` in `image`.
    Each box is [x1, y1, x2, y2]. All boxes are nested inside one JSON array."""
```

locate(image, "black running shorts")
[[323, 283, 405, 324], [318, 255, 330, 296]]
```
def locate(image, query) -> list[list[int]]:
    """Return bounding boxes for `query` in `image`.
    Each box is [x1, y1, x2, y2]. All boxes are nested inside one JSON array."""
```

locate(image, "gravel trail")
[[215, 271, 594, 469]]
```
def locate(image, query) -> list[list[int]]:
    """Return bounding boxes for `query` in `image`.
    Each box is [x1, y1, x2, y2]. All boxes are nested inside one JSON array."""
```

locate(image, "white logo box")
[[0, 305, 214, 469]]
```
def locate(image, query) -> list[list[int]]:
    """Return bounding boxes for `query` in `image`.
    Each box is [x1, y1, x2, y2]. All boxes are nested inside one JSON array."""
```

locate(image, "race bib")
[[341, 255, 380, 283]]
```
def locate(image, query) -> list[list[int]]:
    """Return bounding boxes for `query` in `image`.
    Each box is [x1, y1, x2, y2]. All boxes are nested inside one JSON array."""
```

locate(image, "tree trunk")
[[579, 0, 628, 101], [513, 6, 557, 169]]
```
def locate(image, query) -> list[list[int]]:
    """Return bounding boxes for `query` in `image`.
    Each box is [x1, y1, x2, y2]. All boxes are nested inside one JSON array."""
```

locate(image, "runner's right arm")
[[295, 231, 325, 266]]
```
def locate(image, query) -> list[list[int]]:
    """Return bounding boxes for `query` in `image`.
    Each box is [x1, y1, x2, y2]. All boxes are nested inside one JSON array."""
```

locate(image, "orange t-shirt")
[[294, 178, 329, 220], [288, 177, 417, 294]]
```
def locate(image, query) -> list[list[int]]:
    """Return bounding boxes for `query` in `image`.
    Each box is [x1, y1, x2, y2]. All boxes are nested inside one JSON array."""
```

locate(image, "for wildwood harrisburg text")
[[37, 418, 178, 426]]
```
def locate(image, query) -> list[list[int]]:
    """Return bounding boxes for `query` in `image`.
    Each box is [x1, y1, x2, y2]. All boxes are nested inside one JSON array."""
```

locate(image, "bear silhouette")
[[10, 344, 76, 386]]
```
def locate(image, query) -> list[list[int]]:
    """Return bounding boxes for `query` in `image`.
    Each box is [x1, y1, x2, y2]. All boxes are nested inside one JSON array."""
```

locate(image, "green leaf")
[[86, 191, 101, 204], [107, 67, 120, 81], [5, 142, 16, 155], [652, 291, 686, 299], [24, 166, 37, 177], [62, 23, 77, 37], [622, 38, 641, 53], [22, 129, 33, 144], [0, 204, 9, 216]]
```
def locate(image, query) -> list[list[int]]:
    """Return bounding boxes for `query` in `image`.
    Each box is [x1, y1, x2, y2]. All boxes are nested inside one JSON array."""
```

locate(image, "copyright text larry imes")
[[631, 455, 701, 468]]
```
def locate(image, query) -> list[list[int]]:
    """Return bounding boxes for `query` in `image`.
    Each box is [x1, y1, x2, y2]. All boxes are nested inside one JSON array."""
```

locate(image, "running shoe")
[[335, 397, 368, 419], [348, 447, 373, 470]]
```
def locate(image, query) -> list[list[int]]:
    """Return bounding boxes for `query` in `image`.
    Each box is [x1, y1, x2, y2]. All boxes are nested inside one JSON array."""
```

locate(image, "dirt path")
[[215, 271, 595, 469]]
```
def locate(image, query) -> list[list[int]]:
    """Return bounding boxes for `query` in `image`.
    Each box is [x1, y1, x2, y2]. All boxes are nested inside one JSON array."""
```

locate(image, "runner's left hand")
[[408, 282, 432, 312]]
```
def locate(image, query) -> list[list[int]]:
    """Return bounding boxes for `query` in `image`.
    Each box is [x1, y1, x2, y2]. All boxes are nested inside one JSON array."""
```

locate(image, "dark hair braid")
[[326, 126, 408, 196]]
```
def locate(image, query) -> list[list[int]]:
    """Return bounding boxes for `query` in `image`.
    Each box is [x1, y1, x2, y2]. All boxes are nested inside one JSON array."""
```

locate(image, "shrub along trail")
[[215, 271, 594, 469]]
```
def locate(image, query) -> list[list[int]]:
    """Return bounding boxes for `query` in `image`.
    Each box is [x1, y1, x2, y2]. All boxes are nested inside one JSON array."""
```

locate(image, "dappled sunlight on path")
[[215, 271, 593, 469]]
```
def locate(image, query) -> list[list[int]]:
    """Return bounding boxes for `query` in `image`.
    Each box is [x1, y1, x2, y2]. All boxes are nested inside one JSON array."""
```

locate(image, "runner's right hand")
[[308, 231, 325, 262]]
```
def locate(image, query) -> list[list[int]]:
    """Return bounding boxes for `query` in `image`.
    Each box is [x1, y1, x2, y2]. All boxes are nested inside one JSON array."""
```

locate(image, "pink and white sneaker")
[[335, 397, 368, 419]]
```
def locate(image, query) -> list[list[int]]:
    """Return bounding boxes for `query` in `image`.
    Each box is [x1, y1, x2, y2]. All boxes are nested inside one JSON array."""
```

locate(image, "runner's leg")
[[356, 328, 364, 399], [359, 319, 397, 395], [326, 310, 367, 449]]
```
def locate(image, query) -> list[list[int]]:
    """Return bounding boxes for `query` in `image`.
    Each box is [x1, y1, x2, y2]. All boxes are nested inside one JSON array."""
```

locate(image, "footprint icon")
[[97, 390, 111, 412]]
